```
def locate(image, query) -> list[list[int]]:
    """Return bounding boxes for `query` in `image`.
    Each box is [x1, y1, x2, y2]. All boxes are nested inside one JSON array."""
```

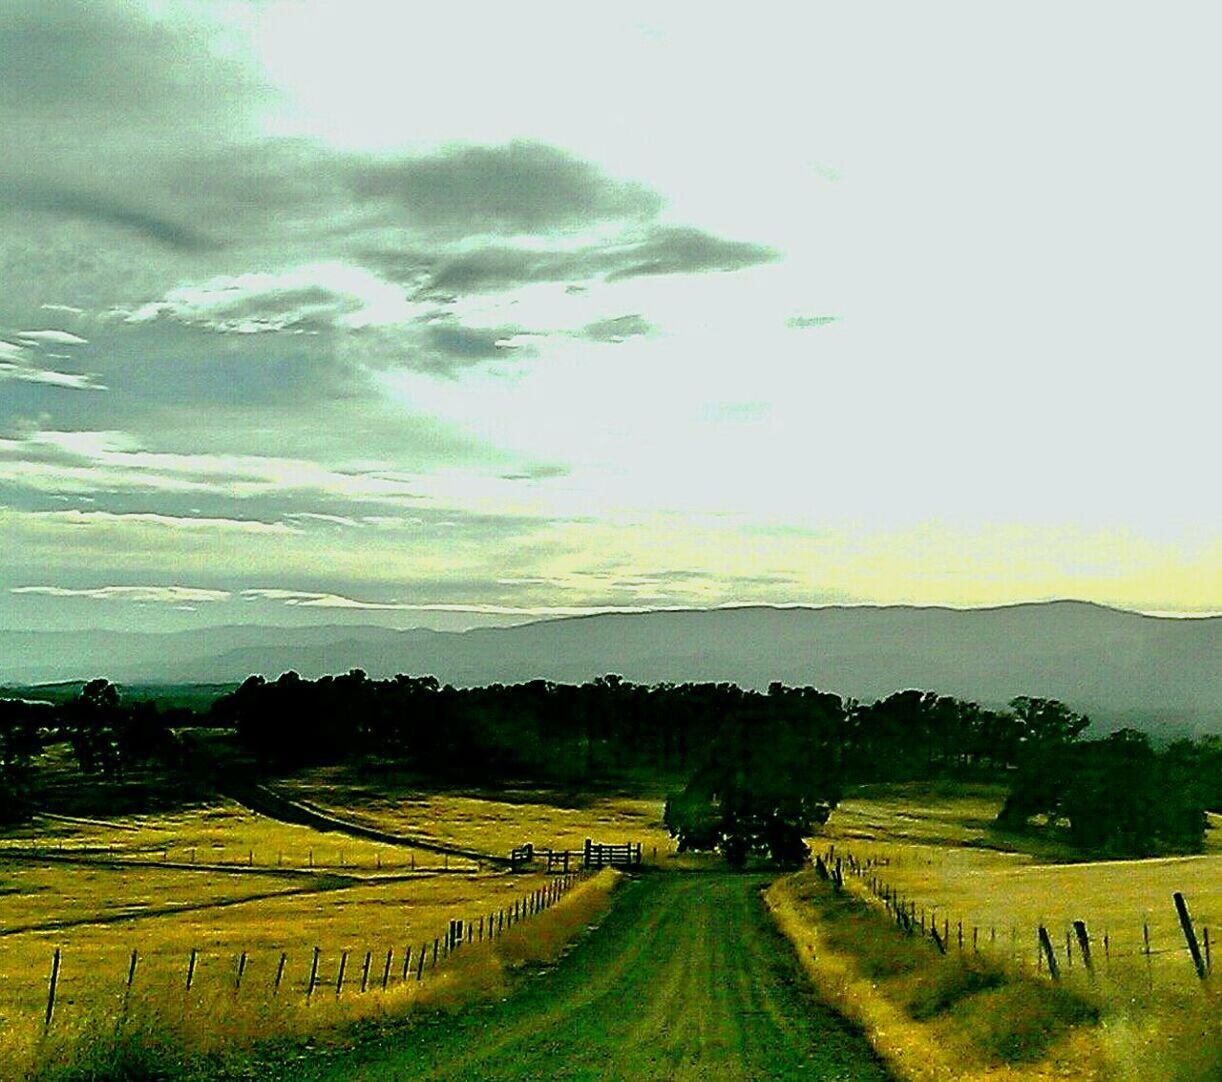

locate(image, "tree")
[[664, 696, 842, 866], [61, 679, 122, 778], [0, 699, 49, 820]]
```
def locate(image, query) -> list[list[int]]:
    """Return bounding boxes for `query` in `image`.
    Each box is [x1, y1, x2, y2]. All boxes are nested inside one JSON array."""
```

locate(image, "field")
[[278, 767, 676, 861], [799, 782, 1221, 1080], [0, 787, 663, 1080], [822, 783, 1221, 992], [3, 773, 1219, 1080]]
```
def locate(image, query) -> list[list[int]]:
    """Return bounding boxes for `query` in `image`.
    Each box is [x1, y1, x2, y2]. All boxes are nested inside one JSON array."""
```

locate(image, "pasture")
[[0, 787, 654, 1080], [278, 767, 676, 861], [804, 782, 1221, 1080]]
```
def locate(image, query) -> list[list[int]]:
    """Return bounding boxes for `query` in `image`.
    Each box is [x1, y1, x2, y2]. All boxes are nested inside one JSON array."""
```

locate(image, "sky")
[[1, 1, 1219, 634]]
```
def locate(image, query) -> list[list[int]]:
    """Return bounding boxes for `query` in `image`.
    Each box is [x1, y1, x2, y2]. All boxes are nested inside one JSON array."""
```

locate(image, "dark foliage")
[[997, 727, 1210, 854]]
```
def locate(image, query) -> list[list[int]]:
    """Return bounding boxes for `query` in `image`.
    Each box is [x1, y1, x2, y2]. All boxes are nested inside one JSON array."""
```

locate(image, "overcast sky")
[[1, 1, 1218, 633]]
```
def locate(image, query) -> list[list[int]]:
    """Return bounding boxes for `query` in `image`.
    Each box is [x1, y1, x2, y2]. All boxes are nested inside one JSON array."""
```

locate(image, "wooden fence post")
[[416, 943, 425, 980], [307, 947, 320, 999], [1072, 920, 1093, 973], [125, 948, 138, 1007], [402, 947, 411, 982], [235, 951, 248, 992], [1203, 928, 1211, 975], [335, 951, 348, 996], [1173, 892, 1207, 980], [274, 952, 287, 995], [1143, 922, 1152, 987], [45, 948, 60, 1029], [382, 949, 393, 991], [186, 948, 198, 992], [930, 922, 947, 955], [361, 951, 371, 993], [1038, 926, 1060, 980]]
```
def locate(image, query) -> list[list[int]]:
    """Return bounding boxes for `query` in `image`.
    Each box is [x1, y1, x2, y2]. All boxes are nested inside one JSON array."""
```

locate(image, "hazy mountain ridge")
[[3, 602, 1218, 735]]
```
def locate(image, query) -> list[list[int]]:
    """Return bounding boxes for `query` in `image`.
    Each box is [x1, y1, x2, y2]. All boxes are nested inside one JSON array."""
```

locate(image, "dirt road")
[[289, 873, 891, 1081]]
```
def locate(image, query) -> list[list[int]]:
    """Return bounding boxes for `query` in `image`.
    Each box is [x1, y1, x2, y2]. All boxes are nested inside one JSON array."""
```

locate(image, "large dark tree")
[[663, 688, 844, 866]]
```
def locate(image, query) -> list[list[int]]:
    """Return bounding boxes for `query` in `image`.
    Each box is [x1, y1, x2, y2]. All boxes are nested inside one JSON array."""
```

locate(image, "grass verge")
[[767, 871, 1108, 1081]]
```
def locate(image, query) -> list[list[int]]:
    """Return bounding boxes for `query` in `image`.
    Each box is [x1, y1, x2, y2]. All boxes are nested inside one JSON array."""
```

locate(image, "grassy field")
[[821, 783, 1220, 993], [278, 767, 676, 862], [800, 782, 1221, 1080], [0, 787, 654, 1081], [14, 869, 620, 1082], [2, 802, 470, 872]]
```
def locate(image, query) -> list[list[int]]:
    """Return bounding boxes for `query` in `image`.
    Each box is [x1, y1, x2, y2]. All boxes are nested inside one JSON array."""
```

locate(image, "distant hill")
[[3, 602, 1218, 737]]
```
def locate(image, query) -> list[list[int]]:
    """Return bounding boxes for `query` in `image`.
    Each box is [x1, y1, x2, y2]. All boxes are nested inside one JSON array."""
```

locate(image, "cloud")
[[11, 585, 231, 604], [240, 586, 652, 618], [11, 509, 294, 535], [240, 588, 409, 610], [1, 181, 216, 251], [0, 428, 426, 504], [16, 329, 87, 345], [498, 463, 571, 482], [349, 141, 664, 238], [0, 336, 102, 389], [787, 315, 838, 329], [122, 274, 369, 335], [386, 225, 778, 297], [604, 226, 780, 281], [0, 362, 103, 390], [581, 314, 654, 343]]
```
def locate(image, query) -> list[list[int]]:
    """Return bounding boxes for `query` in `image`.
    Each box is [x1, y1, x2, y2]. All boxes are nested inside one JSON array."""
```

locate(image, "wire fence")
[[817, 844, 1215, 993], [23, 869, 592, 1033]]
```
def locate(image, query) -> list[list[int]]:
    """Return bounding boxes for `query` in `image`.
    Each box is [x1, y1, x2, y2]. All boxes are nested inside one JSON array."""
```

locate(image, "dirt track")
[[289, 873, 892, 1081]]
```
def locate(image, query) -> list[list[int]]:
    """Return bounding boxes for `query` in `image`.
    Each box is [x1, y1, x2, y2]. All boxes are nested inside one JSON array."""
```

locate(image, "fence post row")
[[32, 839, 597, 1027]]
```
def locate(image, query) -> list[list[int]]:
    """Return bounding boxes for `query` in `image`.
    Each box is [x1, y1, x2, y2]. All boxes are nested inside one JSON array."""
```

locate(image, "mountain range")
[[3, 602, 1218, 737]]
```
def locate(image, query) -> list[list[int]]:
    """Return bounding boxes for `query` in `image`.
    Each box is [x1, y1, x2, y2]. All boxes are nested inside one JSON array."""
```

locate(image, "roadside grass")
[[12, 869, 620, 1082], [789, 782, 1222, 1080], [769, 873, 1108, 1081]]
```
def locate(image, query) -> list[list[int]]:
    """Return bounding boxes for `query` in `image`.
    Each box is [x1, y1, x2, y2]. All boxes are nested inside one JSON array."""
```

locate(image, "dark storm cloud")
[[349, 142, 664, 237], [581, 314, 654, 343]]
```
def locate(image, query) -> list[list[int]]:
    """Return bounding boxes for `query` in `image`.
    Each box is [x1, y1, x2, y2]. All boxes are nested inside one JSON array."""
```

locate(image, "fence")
[[583, 840, 642, 869], [0, 839, 477, 874], [507, 839, 644, 872], [816, 844, 1214, 991], [30, 869, 592, 1032]]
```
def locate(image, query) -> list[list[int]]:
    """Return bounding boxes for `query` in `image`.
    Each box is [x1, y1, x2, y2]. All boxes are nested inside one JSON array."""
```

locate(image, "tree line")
[[2, 672, 1217, 858]]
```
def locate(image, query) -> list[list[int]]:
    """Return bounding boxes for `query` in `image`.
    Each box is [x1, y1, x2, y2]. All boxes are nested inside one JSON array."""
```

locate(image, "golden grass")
[[3, 802, 460, 872], [8, 869, 621, 1082], [768, 874, 1109, 1081], [0, 787, 647, 1075], [797, 784, 1222, 1080], [280, 771, 675, 862]]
